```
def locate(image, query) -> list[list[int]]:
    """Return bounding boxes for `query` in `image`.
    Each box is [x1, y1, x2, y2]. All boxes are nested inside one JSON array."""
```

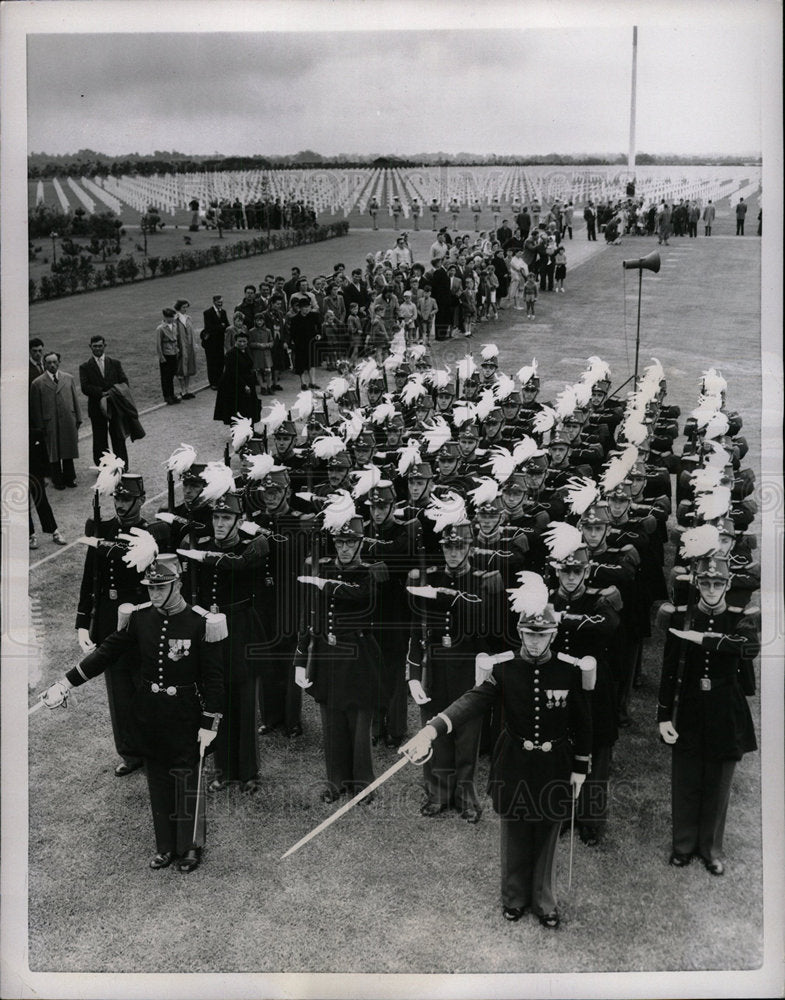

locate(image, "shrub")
[[29, 278, 37, 302], [147, 256, 160, 277], [104, 263, 117, 286], [38, 275, 55, 299]]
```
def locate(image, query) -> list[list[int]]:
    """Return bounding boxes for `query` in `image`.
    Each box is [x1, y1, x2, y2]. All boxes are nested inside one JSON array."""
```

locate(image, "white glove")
[[295, 666, 313, 690], [659, 720, 679, 744], [43, 678, 72, 709], [77, 628, 96, 653], [176, 548, 214, 562], [79, 535, 99, 548], [570, 772, 586, 798], [297, 575, 326, 590], [198, 728, 218, 753], [400, 724, 437, 764], [475, 652, 493, 686], [408, 679, 431, 705], [668, 628, 704, 646]]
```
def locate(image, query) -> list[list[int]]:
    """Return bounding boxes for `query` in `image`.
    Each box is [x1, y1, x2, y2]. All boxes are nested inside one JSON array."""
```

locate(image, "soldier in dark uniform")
[[363, 481, 422, 747], [294, 504, 384, 802], [658, 555, 758, 874], [75, 472, 169, 776], [402, 574, 592, 928], [178, 483, 269, 793], [499, 470, 550, 576], [45, 552, 225, 872], [480, 404, 507, 449], [158, 458, 213, 555], [455, 419, 486, 479], [406, 507, 506, 821], [248, 465, 312, 738], [545, 526, 620, 845], [434, 440, 473, 499], [396, 458, 440, 561]]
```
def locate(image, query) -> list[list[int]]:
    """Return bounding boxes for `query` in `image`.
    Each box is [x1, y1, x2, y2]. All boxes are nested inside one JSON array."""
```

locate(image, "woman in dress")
[[174, 298, 197, 399]]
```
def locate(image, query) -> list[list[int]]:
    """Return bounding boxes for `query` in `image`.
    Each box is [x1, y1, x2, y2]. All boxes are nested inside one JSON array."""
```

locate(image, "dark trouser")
[[435, 306, 452, 340], [319, 703, 374, 795], [565, 225, 573, 239], [372, 628, 409, 742], [671, 751, 736, 862], [91, 414, 128, 467], [159, 355, 178, 400], [213, 678, 259, 782], [576, 743, 612, 836], [420, 706, 483, 812], [49, 458, 76, 487], [104, 662, 143, 767], [29, 475, 57, 534], [204, 342, 224, 387], [145, 758, 206, 855], [616, 636, 641, 723], [736, 220, 744, 235], [500, 816, 561, 915], [688, 222, 698, 238], [587, 221, 596, 240], [257, 647, 302, 732]]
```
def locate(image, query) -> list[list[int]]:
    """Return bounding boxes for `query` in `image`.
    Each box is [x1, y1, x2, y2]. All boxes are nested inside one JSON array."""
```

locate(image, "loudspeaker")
[[622, 250, 661, 273]]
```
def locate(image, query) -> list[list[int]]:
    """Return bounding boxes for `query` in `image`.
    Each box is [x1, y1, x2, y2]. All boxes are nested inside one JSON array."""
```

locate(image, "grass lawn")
[[27, 221, 764, 975]]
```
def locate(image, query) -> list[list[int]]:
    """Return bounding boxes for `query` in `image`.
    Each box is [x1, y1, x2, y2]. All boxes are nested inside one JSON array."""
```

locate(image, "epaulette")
[[474, 568, 503, 593], [192, 604, 229, 642], [117, 601, 152, 630], [655, 602, 677, 630]]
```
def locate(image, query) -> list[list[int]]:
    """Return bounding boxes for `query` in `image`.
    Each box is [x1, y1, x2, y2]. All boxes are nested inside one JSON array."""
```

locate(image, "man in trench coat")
[[30, 351, 82, 489]]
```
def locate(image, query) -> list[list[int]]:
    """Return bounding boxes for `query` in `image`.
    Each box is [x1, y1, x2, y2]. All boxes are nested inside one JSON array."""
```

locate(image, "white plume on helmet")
[[695, 486, 732, 520], [312, 434, 347, 460], [508, 571, 550, 616], [400, 375, 428, 406], [532, 406, 557, 435], [230, 415, 255, 453], [680, 524, 722, 560], [565, 476, 600, 516], [422, 416, 452, 454], [426, 367, 452, 390], [371, 400, 397, 425], [475, 389, 497, 422], [292, 390, 314, 421], [457, 355, 478, 381], [356, 358, 381, 386], [397, 440, 422, 477], [321, 490, 357, 532], [199, 462, 237, 503], [94, 451, 126, 496], [339, 409, 365, 443], [261, 401, 288, 434], [555, 385, 578, 420], [164, 443, 197, 476], [512, 436, 541, 466], [452, 403, 477, 429], [543, 522, 585, 562], [601, 447, 638, 494], [516, 358, 537, 386], [120, 527, 159, 574], [493, 373, 517, 402], [468, 477, 500, 507], [245, 453, 276, 482], [327, 376, 352, 400], [351, 465, 382, 499], [424, 491, 468, 532], [488, 446, 518, 484]]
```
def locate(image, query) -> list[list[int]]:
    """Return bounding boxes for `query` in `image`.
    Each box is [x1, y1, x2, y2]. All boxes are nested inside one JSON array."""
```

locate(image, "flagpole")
[[629, 27, 638, 180]]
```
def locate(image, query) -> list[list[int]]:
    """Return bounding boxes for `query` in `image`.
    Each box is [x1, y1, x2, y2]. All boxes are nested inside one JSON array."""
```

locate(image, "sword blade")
[[281, 754, 410, 860], [28, 699, 46, 716], [568, 787, 576, 891]]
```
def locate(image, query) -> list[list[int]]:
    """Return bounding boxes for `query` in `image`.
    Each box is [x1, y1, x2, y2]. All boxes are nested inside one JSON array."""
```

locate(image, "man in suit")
[[201, 295, 230, 388], [30, 351, 82, 489], [79, 335, 129, 467], [29, 338, 46, 383], [496, 220, 513, 246], [342, 268, 370, 313], [429, 257, 453, 341]]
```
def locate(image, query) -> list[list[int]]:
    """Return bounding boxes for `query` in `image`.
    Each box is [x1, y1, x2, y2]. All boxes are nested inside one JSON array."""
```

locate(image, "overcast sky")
[[27, 21, 765, 158]]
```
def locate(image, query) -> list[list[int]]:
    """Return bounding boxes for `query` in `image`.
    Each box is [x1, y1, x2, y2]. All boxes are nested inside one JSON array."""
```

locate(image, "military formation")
[[41, 335, 759, 929]]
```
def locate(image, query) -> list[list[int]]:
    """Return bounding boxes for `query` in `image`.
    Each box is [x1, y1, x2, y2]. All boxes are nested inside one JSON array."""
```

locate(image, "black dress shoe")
[[503, 906, 527, 922], [538, 911, 560, 929], [182, 392, 196, 399], [461, 808, 482, 824], [242, 778, 260, 795], [669, 851, 693, 867], [703, 857, 725, 876], [285, 724, 303, 738], [150, 851, 174, 869], [419, 801, 447, 817], [320, 789, 341, 804], [66, 480, 78, 488], [114, 760, 143, 777], [207, 778, 227, 792], [257, 723, 279, 736], [53, 483, 66, 490], [579, 825, 599, 846], [178, 848, 201, 873]]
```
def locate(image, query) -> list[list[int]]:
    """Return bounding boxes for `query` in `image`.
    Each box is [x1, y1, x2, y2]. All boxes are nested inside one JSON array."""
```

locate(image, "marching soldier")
[[402, 572, 592, 928], [406, 494, 506, 821], [294, 495, 384, 802], [658, 553, 758, 875], [75, 471, 169, 777], [178, 467, 269, 793], [44, 549, 226, 873]]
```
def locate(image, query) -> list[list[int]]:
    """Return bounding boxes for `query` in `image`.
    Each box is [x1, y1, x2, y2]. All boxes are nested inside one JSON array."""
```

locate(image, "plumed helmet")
[[695, 555, 730, 581], [114, 473, 145, 498], [211, 492, 245, 515], [332, 515, 365, 540], [181, 463, 207, 485], [580, 501, 610, 525], [141, 554, 182, 586]]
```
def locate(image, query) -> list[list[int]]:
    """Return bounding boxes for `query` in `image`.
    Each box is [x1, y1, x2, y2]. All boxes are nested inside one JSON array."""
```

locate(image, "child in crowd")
[[367, 315, 390, 365], [554, 244, 567, 293], [523, 271, 538, 319], [399, 290, 419, 346], [346, 302, 364, 362], [418, 285, 436, 344], [321, 309, 339, 370]]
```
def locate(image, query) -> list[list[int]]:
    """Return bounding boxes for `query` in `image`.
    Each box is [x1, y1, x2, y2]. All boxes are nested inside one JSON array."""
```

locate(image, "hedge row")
[[29, 222, 350, 303]]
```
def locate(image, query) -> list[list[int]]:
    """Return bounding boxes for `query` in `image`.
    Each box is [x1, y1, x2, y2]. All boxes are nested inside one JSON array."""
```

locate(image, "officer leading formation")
[[40, 338, 758, 925]]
